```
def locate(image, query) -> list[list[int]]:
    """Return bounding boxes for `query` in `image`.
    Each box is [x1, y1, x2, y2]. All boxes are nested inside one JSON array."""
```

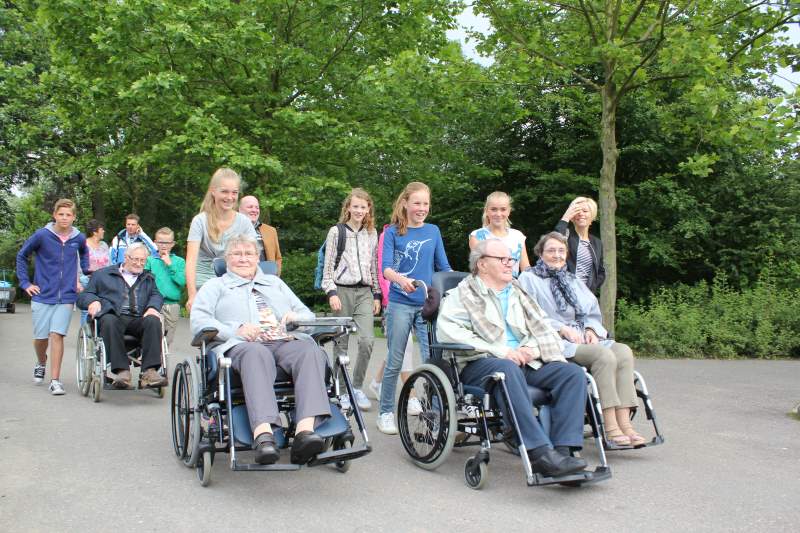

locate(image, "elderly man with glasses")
[[78, 242, 166, 389], [436, 238, 589, 477]]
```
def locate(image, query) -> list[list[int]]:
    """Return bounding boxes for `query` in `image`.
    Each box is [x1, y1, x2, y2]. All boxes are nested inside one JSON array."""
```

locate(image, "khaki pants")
[[332, 285, 375, 389], [572, 342, 636, 409], [161, 303, 180, 348]]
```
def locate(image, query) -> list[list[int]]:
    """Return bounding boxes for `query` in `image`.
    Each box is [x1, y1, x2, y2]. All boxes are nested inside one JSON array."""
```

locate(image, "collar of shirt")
[[119, 265, 139, 287]]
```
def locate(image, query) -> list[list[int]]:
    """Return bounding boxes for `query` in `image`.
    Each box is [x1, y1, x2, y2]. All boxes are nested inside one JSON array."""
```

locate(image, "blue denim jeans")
[[379, 301, 430, 415]]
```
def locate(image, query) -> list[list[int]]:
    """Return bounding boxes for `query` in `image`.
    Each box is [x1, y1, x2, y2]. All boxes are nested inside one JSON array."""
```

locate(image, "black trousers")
[[98, 314, 162, 372]]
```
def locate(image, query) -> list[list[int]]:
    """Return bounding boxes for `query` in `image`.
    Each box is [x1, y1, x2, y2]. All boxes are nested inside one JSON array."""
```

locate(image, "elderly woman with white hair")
[[519, 231, 645, 446], [190, 234, 331, 465]]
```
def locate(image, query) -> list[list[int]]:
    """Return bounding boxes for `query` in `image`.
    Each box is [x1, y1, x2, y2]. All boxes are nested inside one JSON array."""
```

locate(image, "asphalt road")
[[1, 304, 798, 532]]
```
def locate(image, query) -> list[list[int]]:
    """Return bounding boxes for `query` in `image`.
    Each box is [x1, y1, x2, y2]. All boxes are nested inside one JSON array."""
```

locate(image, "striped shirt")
[[575, 239, 594, 288]]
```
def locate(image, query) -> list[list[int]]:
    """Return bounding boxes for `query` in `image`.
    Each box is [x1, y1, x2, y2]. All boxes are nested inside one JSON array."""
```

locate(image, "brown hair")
[[338, 188, 375, 231], [125, 213, 140, 222], [481, 191, 513, 228], [200, 167, 241, 243], [390, 182, 430, 236], [52, 198, 76, 215]]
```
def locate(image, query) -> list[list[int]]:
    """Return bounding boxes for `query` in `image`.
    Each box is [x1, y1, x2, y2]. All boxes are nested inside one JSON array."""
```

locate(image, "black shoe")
[[253, 433, 280, 465], [291, 431, 325, 464], [530, 449, 587, 477]]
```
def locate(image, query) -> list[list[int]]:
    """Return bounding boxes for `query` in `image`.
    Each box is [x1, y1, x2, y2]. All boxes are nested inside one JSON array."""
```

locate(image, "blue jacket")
[[16, 223, 89, 304], [77, 265, 163, 317], [109, 228, 158, 264]]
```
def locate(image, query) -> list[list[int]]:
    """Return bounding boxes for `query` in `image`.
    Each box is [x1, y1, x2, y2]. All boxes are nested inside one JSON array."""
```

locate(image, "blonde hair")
[[573, 196, 598, 221], [390, 182, 430, 236], [338, 188, 375, 231], [200, 168, 241, 243], [155, 227, 174, 241], [481, 191, 513, 228], [52, 198, 76, 215]]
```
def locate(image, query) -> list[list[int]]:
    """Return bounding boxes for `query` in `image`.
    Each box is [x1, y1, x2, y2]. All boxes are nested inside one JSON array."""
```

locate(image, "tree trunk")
[[598, 81, 618, 336]]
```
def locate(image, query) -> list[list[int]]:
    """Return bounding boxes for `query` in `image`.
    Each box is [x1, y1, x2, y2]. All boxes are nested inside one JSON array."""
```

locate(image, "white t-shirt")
[[470, 226, 527, 277]]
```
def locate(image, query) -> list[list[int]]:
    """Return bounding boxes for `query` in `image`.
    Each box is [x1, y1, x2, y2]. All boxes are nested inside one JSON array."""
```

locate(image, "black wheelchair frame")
[[396, 272, 612, 489], [75, 317, 168, 402], [170, 317, 372, 486]]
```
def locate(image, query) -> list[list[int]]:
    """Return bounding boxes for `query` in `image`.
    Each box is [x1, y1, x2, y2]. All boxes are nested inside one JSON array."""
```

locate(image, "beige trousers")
[[572, 342, 636, 409]]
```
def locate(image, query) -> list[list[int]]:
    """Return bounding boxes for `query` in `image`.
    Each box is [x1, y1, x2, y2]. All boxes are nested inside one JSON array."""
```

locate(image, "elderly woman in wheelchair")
[[519, 231, 662, 448], [181, 234, 370, 484]]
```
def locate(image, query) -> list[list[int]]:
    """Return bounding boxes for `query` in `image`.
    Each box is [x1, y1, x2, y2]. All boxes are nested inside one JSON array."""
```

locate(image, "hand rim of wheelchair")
[[397, 363, 458, 471], [76, 324, 94, 396], [171, 357, 202, 468]]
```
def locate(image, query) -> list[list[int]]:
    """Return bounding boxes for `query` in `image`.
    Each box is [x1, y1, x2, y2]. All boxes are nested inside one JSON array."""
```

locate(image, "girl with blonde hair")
[[468, 191, 530, 277]]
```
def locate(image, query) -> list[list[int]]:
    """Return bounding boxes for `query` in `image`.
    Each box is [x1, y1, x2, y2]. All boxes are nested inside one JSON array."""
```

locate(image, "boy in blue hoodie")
[[16, 198, 89, 395]]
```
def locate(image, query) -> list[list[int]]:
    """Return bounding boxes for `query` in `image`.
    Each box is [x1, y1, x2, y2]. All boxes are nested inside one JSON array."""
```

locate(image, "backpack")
[[313, 223, 348, 291]]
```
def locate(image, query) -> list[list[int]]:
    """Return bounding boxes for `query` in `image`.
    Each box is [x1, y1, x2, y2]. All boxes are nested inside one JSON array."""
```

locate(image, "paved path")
[[1, 305, 798, 532]]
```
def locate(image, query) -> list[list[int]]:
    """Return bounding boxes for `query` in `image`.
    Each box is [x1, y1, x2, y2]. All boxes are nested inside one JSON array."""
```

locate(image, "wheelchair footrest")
[[232, 461, 302, 472], [527, 465, 610, 487], [307, 443, 372, 467]]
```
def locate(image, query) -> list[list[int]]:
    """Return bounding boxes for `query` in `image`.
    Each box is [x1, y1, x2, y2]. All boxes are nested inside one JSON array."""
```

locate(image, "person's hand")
[[237, 323, 261, 341], [329, 295, 342, 312], [561, 199, 585, 223], [396, 276, 417, 293], [560, 326, 583, 344], [87, 301, 101, 317], [584, 329, 600, 344], [144, 307, 161, 319], [77, 281, 84, 293], [373, 300, 381, 316], [281, 311, 298, 328], [160, 252, 172, 267], [518, 346, 537, 364], [505, 348, 526, 366], [24, 284, 41, 297], [186, 296, 194, 313]]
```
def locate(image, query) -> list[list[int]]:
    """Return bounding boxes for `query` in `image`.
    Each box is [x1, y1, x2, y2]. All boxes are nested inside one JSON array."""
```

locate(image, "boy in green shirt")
[[145, 227, 186, 347]]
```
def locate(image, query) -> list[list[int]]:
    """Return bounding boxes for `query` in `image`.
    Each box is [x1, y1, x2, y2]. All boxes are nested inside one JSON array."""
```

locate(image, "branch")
[[610, 0, 624, 40], [576, 0, 600, 45], [616, 2, 670, 102], [483, 0, 601, 91], [621, 73, 691, 93], [727, 12, 798, 63], [619, 0, 648, 39], [710, 0, 768, 27]]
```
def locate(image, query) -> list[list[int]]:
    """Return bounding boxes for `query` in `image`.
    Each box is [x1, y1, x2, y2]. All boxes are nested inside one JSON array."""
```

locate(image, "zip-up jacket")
[[77, 265, 163, 317], [16, 223, 89, 304], [321, 223, 381, 299], [109, 228, 158, 264]]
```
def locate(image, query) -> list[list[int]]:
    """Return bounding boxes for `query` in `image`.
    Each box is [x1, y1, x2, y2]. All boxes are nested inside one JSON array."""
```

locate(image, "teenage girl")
[[186, 168, 257, 310], [468, 191, 530, 277], [320, 188, 381, 412], [378, 182, 451, 434]]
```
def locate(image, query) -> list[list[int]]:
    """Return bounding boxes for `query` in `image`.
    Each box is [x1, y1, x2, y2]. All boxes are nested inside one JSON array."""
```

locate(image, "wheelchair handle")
[[411, 279, 428, 299]]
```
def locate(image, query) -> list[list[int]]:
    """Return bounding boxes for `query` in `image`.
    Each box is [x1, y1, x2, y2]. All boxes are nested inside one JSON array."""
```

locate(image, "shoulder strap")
[[334, 223, 348, 269]]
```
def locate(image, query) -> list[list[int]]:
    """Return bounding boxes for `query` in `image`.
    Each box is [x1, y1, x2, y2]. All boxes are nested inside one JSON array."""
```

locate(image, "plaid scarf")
[[458, 275, 565, 366], [532, 259, 585, 332]]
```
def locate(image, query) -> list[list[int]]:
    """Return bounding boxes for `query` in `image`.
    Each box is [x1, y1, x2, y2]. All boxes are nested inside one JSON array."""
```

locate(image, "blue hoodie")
[[16, 223, 89, 304]]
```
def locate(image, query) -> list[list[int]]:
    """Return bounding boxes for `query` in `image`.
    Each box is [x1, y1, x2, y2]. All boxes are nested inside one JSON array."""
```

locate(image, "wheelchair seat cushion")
[[231, 401, 349, 448], [123, 335, 140, 349]]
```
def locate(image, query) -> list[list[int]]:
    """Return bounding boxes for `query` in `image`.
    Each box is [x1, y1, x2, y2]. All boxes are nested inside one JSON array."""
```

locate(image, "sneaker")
[[33, 364, 46, 384], [353, 389, 372, 411], [407, 397, 423, 416], [339, 394, 352, 412], [376, 412, 398, 435], [49, 380, 65, 395], [140, 368, 168, 388], [368, 379, 382, 400]]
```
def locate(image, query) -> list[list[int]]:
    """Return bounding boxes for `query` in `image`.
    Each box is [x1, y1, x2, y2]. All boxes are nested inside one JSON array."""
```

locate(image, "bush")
[[617, 269, 800, 358], [280, 250, 327, 311]]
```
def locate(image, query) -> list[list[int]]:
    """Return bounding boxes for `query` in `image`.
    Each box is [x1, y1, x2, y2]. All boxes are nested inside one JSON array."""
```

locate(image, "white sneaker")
[[376, 412, 398, 435], [407, 397, 423, 416], [339, 394, 352, 412], [353, 389, 372, 411], [368, 379, 382, 400], [33, 364, 46, 384], [49, 380, 65, 396]]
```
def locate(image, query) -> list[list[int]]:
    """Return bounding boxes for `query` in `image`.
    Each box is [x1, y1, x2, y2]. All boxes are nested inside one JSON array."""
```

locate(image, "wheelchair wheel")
[[332, 436, 353, 473], [197, 451, 212, 487], [75, 327, 93, 397], [464, 456, 489, 490], [171, 358, 202, 467], [91, 378, 102, 403], [398, 364, 457, 471]]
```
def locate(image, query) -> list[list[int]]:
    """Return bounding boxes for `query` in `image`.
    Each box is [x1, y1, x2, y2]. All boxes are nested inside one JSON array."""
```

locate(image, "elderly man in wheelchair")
[[436, 238, 589, 478], [189, 234, 339, 466], [78, 242, 167, 390]]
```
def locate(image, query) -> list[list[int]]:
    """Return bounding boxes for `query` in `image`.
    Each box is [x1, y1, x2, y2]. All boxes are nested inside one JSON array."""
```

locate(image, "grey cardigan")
[[190, 269, 315, 355], [517, 271, 613, 358]]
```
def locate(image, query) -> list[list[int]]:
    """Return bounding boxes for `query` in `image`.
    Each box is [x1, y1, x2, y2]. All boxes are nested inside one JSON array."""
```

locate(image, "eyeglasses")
[[127, 257, 147, 264], [543, 248, 567, 257], [155, 241, 174, 246], [482, 255, 517, 266], [228, 251, 258, 258]]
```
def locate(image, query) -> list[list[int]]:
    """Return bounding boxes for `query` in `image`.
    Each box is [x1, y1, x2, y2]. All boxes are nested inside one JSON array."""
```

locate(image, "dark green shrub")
[[280, 250, 326, 311]]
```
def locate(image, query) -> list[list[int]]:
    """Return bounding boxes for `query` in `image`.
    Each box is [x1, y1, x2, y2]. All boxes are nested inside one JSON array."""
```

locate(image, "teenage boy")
[[145, 227, 186, 347], [110, 213, 157, 264], [16, 198, 89, 395]]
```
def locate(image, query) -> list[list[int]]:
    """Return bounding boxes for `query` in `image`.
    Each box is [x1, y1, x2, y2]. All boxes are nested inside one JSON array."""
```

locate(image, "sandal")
[[605, 428, 631, 446], [624, 430, 647, 446]]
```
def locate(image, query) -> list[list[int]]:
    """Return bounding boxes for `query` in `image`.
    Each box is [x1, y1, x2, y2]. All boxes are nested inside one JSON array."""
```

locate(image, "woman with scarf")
[[519, 231, 644, 446]]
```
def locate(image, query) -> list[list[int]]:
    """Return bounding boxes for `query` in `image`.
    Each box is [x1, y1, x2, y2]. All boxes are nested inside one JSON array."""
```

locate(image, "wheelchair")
[[396, 272, 612, 489], [170, 260, 371, 486], [76, 317, 169, 402]]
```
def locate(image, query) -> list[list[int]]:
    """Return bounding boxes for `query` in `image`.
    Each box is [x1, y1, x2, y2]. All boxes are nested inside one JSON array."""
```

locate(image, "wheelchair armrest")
[[191, 327, 219, 347], [286, 317, 356, 332], [430, 342, 475, 352]]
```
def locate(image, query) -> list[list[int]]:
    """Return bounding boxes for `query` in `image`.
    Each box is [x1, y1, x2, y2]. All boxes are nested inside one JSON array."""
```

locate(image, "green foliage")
[[280, 250, 326, 312], [617, 267, 800, 359]]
